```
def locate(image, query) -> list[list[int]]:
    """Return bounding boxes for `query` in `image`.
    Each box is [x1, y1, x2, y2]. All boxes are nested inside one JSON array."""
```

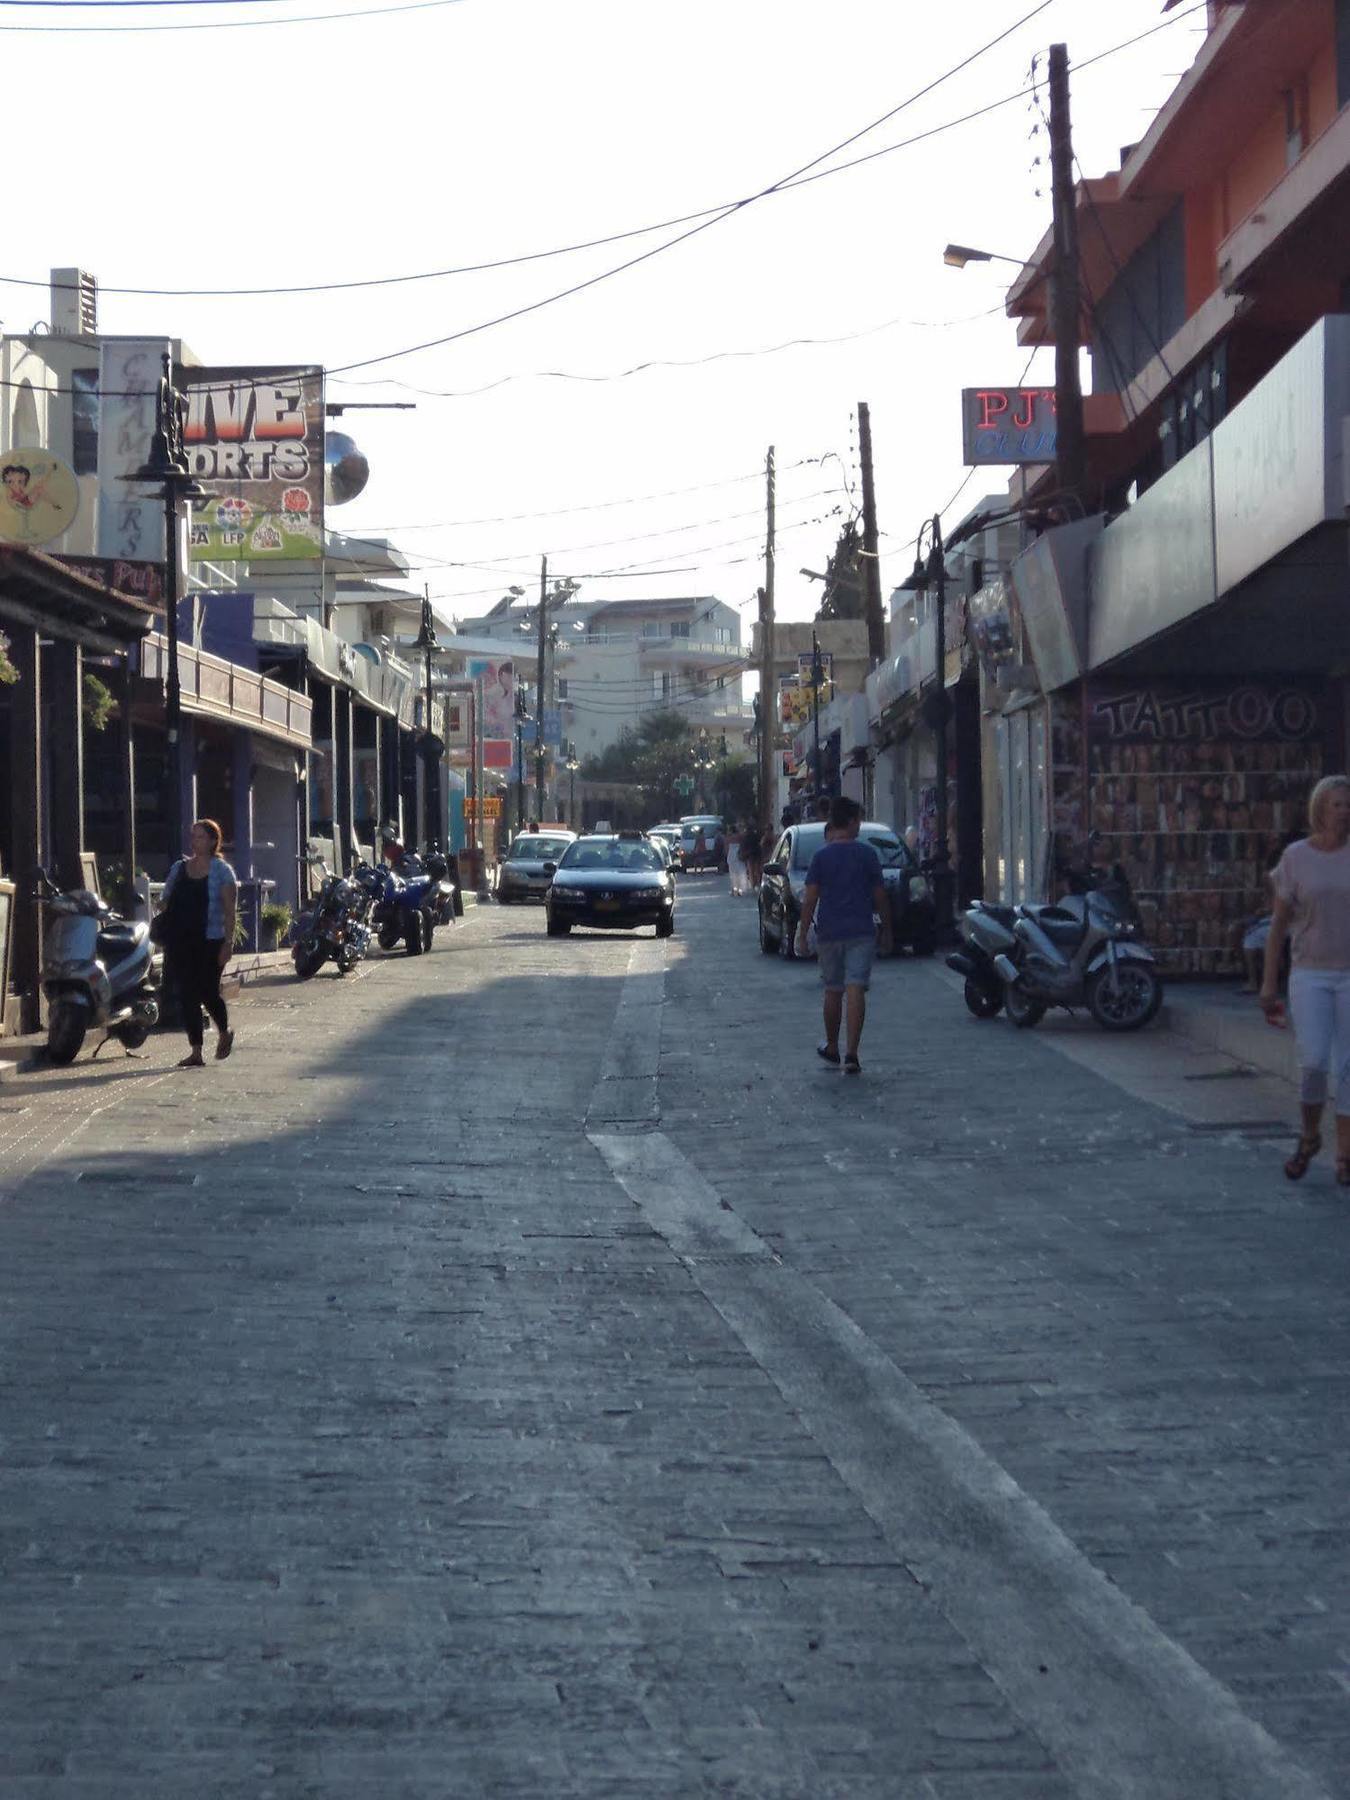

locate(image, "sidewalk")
[[1163, 980, 1298, 1084]]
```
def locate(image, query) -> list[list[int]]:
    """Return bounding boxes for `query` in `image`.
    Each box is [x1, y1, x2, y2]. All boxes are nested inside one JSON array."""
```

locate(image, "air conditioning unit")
[[50, 268, 97, 337]]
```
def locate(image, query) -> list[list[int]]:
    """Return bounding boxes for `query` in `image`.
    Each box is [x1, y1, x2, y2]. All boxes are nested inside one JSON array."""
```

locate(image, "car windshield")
[[509, 837, 570, 861], [559, 838, 665, 872]]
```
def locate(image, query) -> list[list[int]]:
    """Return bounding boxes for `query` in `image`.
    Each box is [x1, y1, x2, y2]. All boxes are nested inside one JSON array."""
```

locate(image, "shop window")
[[557, 678, 568, 699], [71, 368, 98, 475]]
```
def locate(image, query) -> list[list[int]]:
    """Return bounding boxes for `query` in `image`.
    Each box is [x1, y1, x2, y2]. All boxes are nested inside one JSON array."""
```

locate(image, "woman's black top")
[[167, 872, 209, 949]]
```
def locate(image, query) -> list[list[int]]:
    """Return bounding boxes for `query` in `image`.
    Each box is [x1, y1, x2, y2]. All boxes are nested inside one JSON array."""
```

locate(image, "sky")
[[0, 0, 1208, 637]]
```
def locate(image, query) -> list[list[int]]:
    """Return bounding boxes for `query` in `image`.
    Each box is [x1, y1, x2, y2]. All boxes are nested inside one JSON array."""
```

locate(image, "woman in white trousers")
[[1262, 775, 1350, 1184]]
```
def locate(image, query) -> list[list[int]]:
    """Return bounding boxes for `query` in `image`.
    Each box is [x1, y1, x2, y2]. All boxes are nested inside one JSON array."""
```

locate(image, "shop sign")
[[184, 366, 324, 562], [97, 338, 170, 562], [0, 449, 79, 547], [962, 386, 1057, 465], [464, 796, 503, 820], [58, 556, 164, 607]]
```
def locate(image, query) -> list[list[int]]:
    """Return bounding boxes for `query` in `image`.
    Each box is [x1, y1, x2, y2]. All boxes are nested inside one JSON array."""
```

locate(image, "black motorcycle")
[[292, 870, 372, 979]]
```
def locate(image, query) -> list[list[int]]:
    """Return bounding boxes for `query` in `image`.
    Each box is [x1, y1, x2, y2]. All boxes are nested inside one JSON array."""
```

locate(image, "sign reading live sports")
[[184, 366, 324, 561], [961, 385, 1057, 466]]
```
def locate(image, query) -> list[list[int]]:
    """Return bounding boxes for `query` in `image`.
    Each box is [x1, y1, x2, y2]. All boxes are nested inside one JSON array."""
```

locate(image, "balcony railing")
[[141, 632, 312, 749]]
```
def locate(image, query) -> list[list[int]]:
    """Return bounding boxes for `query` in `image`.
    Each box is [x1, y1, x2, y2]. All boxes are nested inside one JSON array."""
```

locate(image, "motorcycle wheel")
[[47, 999, 88, 1065], [406, 916, 425, 955], [336, 949, 358, 976], [115, 1020, 152, 1050], [1004, 984, 1046, 1029], [293, 945, 325, 980], [1087, 962, 1162, 1032], [963, 978, 1003, 1020], [377, 925, 401, 952]]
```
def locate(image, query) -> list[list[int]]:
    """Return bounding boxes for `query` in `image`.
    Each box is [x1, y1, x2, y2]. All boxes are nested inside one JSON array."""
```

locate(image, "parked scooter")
[[420, 844, 460, 924], [948, 851, 1163, 1032], [34, 868, 160, 1064], [292, 867, 372, 979]]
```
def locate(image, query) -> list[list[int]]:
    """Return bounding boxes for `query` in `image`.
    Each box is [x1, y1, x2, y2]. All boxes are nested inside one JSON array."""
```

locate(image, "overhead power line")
[[0, 0, 467, 26], [325, 2, 1059, 376]]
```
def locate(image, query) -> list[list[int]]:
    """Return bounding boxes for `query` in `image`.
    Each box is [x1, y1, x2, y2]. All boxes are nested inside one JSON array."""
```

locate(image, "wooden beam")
[[8, 624, 42, 1031], [48, 639, 85, 891]]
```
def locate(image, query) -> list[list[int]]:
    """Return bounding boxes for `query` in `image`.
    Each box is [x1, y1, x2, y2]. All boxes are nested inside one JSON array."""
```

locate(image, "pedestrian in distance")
[[741, 818, 764, 890], [1260, 775, 1350, 1183], [729, 818, 748, 897], [796, 795, 891, 1074], [158, 819, 238, 1069]]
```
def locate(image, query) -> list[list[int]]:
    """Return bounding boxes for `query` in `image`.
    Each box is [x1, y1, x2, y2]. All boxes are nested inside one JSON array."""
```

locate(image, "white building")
[[453, 592, 751, 764]]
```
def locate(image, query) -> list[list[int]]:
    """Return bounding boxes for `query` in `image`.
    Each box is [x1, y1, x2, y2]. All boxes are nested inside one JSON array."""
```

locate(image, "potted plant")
[[259, 901, 292, 953]]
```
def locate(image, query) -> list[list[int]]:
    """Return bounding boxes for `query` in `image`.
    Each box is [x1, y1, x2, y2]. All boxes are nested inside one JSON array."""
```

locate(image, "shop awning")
[[0, 544, 155, 652]]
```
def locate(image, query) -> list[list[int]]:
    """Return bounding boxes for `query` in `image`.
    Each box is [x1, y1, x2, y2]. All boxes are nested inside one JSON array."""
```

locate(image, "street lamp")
[[126, 351, 208, 853], [412, 590, 441, 847], [565, 744, 580, 830], [943, 243, 1026, 270], [810, 630, 825, 802], [513, 689, 529, 835], [901, 515, 954, 936]]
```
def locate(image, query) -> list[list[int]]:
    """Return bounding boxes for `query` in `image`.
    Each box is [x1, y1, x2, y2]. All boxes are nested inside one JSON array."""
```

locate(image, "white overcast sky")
[[1, 0, 1204, 632]]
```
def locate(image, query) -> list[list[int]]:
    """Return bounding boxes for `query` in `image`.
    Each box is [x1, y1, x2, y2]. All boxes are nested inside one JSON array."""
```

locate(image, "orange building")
[[991, 0, 1350, 971]]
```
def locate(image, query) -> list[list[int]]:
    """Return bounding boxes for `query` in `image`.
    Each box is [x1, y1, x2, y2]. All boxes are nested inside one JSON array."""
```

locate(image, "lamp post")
[[901, 515, 953, 936], [514, 689, 528, 836], [126, 352, 207, 853], [565, 745, 579, 829], [412, 588, 441, 847], [810, 630, 824, 802]]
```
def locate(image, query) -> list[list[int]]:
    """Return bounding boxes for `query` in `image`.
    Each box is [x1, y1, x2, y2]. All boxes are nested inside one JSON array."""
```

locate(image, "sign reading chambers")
[[185, 366, 324, 562]]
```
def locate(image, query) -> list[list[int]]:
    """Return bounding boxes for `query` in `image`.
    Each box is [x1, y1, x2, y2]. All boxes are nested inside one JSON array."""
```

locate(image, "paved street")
[[2, 886, 1349, 1799]]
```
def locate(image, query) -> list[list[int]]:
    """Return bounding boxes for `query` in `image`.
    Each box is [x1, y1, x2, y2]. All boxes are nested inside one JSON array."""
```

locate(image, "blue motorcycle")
[[358, 859, 434, 956]]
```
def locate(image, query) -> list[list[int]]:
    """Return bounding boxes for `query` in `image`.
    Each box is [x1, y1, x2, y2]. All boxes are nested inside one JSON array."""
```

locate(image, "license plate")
[[595, 898, 620, 912]]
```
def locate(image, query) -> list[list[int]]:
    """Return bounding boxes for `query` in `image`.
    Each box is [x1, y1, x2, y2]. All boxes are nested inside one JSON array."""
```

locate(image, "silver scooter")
[[35, 868, 161, 1064], [950, 856, 1162, 1032]]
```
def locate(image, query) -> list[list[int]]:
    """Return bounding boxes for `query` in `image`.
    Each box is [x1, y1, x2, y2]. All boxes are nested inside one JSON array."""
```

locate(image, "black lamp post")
[[565, 745, 579, 829], [513, 690, 528, 835], [413, 591, 441, 847], [126, 352, 207, 854], [902, 514, 953, 934], [810, 630, 825, 800]]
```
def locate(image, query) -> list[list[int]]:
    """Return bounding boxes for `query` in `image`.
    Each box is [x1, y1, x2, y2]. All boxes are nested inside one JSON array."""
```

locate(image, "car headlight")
[[552, 884, 584, 897]]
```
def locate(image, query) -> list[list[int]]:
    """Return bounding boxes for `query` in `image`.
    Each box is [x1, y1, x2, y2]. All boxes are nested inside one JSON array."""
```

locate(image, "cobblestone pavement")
[[0, 888, 1346, 1798]]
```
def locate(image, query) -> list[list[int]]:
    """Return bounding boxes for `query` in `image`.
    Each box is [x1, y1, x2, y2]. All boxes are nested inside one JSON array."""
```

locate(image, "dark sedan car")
[[756, 821, 935, 959], [544, 833, 676, 938]]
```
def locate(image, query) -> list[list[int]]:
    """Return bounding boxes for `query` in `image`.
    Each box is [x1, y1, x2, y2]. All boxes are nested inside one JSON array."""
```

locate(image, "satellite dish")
[[324, 430, 369, 507]]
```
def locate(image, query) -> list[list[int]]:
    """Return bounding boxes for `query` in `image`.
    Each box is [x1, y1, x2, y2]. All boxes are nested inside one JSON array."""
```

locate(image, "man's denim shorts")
[[817, 935, 876, 992]]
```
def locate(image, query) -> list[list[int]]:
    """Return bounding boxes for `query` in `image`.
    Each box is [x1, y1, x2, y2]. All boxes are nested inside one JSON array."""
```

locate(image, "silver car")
[[495, 832, 577, 903]]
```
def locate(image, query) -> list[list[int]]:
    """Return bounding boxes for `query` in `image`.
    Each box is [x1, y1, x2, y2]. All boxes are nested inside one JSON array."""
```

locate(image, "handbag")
[[149, 910, 173, 948]]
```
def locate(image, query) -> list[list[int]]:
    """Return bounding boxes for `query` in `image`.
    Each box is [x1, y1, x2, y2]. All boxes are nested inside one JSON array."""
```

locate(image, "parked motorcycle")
[[948, 855, 1163, 1032], [420, 844, 460, 924], [292, 868, 372, 979], [362, 860, 433, 956], [34, 868, 160, 1064]]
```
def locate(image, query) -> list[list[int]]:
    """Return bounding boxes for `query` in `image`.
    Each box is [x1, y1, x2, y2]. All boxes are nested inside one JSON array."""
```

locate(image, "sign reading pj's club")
[[184, 365, 324, 561], [961, 386, 1057, 466]]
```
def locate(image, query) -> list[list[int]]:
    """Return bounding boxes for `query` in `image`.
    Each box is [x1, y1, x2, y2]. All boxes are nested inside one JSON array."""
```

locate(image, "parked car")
[[648, 823, 685, 870], [646, 832, 677, 871], [676, 816, 727, 873], [495, 831, 577, 903], [544, 832, 676, 938], [756, 821, 936, 958]]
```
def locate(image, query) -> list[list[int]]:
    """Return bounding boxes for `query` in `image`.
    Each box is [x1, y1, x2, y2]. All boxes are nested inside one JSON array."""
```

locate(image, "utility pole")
[[757, 446, 776, 827], [1048, 42, 1087, 502], [535, 553, 548, 823], [857, 402, 886, 669]]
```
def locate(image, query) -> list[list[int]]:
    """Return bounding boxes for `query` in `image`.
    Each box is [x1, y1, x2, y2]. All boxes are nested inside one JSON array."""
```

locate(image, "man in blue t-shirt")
[[796, 796, 890, 1073]]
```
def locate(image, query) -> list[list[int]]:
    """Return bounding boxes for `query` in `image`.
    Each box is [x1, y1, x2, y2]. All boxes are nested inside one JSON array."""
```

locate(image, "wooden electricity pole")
[[857, 401, 886, 669], [758, 447, 776, 826], [1048, 42, 1086, 501]]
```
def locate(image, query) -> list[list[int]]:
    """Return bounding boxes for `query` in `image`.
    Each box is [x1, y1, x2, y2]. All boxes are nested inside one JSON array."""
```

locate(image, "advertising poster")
[[97, 338, 169, 562], [467, 655, 516, 766], [183, 366, 323, 562]]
